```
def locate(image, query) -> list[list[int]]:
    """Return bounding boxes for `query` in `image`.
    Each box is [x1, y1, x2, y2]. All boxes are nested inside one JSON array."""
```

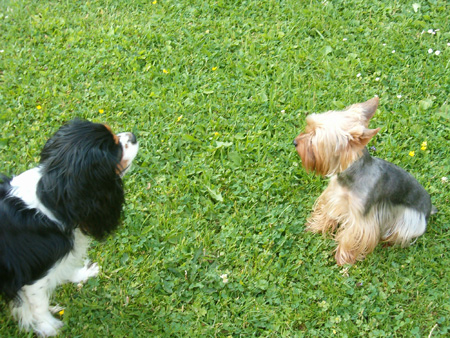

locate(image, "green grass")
[[1, 0, 449, 336]]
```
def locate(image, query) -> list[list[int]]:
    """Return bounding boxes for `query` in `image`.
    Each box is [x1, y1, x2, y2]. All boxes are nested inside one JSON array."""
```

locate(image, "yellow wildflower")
[[177, 115, 183, 122], [163, 69, 168, 74], [409, 151, 415, 157], [214, 132, 220, 136], [421, 141, 427, 151], [152, 0, 157, 4], [36, 105, 42, 110], [58, 309, 64, 316], [212, 66, 218, 71]]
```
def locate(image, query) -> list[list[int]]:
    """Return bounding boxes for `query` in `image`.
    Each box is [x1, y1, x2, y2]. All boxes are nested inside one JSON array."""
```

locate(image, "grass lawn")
[[1, 0, 449, 336]]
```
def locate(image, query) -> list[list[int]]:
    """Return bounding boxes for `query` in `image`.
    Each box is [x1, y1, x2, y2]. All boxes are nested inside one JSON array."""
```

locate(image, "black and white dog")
[[0, 120, 138, 336]]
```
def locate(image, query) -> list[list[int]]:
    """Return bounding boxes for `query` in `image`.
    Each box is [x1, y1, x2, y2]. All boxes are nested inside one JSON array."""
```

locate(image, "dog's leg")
[[306, 177, 340, 234], [11, 278, 63, 337], [335, 204, 380, 265], [381, 206, 427, 247], [69, 260, 100, 283], [35, 229, 98, 323], [67, 229, 99, 283], [50, 229, 99, 284], [10, 230, 99, 336], [307, 184, 338, 234]]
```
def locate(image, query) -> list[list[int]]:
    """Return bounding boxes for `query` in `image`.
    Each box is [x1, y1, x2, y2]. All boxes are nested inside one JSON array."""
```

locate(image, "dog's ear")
[[358, 97, 379, 123], [349, 127, 380, 149]]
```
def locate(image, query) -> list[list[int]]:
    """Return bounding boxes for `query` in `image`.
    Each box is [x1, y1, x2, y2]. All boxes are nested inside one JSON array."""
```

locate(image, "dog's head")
[[37, 119, 139, 239], [293, 97, 380, 176]]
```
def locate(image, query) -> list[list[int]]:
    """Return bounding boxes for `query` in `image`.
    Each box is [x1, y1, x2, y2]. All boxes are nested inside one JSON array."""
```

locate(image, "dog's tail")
[[431, 205, 438, 215]]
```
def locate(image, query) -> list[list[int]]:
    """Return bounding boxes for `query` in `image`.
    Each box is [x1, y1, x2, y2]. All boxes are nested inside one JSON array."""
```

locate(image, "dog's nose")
[[130, 133, 137, 144], [293, 139, 298, 147]]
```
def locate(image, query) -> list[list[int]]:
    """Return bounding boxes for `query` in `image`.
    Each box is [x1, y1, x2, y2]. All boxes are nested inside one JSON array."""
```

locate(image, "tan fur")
[[103, 124, 120, 144], [294, 98, 380, 177], [103, 125, 132, 175], [118, 159, 129, 174], [296, 97, 387, 265], [296, 134, 316, 173], [308, 183, 427, 265], [307, 177, 380, 265]]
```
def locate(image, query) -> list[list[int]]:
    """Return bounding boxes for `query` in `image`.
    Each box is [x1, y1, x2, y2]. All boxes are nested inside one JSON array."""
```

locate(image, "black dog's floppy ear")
[[37, 120, 125, 240]]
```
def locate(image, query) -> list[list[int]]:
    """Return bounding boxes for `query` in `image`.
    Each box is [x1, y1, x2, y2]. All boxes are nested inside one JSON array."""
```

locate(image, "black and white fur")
[[0, 120, 138, 336]]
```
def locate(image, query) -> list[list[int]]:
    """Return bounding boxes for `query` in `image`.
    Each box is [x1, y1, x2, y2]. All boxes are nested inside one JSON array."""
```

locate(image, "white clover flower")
[[356, 73, 361, 77], [427, 29, 436, 35], [442, 177, 448, 183], [392, 50, 396, 53], [375, 77, 380, 81], [435, 50, 440, 55], [343, 38, 348, 41], [397, 94, 402, 98], [340, 267, 349, 277], [220, 274, 229, 283], [382, 43, 387, 46], [447, 42, 450, 47], [428, 48, 433, 54]]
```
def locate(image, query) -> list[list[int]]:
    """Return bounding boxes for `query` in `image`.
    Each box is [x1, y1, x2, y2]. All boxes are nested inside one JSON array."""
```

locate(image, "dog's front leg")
[[306, 178, 340, 234], [11, 279, 63, 337], [52, 229, 99, 284], [68, 260, 100, 283], [335, 207, 380, 265]]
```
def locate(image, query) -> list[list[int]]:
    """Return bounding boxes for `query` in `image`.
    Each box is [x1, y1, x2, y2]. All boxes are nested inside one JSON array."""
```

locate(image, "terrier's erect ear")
[[358, 97, 379, 123], [349, 127, 380, 149]]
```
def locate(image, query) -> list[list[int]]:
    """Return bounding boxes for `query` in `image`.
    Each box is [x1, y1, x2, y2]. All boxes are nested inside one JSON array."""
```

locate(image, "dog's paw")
[[70, 261, 100, 283], [34, 316, 64, 337], [84, 261, 100, 279], [335, 248, 356, 266]]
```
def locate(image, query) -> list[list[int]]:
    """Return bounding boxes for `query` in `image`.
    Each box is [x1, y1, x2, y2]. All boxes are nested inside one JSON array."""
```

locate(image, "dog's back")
[[337, 150, 432, 219], [0, 176, 74, 300]]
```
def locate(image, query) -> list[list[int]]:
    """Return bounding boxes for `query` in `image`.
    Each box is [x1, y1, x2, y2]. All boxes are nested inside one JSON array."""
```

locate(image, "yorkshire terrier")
[[293, 97, 435, 265]]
